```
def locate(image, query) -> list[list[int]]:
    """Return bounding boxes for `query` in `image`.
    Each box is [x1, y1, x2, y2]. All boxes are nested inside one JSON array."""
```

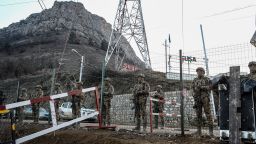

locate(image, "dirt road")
[[26, 129, 219, 144]]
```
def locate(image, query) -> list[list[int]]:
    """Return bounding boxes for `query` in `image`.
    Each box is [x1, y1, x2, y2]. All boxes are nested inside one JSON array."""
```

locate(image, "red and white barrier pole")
[[0, 87, 100, 144]]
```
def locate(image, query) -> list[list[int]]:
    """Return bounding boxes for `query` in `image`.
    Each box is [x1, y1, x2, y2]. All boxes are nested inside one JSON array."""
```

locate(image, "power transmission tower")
[[104, 0, 151, 70]]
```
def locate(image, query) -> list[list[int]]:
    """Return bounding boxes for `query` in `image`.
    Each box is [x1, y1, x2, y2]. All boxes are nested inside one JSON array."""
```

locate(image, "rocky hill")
[[0, 1, 187, 103], [251, 31, 256, 47], [0, 1, 145, 80]]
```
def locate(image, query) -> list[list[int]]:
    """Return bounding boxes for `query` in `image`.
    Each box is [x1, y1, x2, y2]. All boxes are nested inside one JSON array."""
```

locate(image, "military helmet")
[[196, 67, 205, 72], [105, 77, 111, 82], [248, 61, 256, 67], [35, 85, 42, 89], [138, 73, 145, 78], [156, 85, 162, 89], [55, 83, 61, 86], [21, 88, 27, 92]]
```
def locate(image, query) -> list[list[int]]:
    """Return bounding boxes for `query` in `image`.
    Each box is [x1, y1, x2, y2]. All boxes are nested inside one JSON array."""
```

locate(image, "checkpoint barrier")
[[217, 75, 256, 143], [149, 94, 181, 133], [0, 87, 100, 144]]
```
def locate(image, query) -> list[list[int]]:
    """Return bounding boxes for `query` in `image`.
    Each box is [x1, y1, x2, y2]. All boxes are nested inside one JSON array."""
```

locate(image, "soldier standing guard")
[[101, 77, 114, 126], [248, 61, 256, 119], [71, 82, 84, 118], [66, 81, 75, 92], [32, 85, 43, 123], [192, 67, 214, 137], [153, 85, 165, 129], [248, 61, 256, 81], [54, 83, 62, 120], [17, 88, 27, 124], [133, 73, 150, 132]]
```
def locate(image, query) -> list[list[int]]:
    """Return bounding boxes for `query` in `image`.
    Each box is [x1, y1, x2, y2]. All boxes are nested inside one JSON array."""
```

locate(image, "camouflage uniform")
[[72, 82, 84, 118], [133, 74, 150, 131], [153, 85, 165, 129], [248, 61, 256, 120], [54, 83, 62, 120], [101, 78, 114, 126], [32, 85, 43, 123], [66, 81, 75, 92], [17, 88, 27, 123], [192, 67, 213, 136], [248, 61, 256, 81]]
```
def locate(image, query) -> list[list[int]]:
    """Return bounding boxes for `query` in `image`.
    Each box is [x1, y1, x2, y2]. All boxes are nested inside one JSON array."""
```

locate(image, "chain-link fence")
[[109, 89, 196, 132], [0, 42, 255, 139], [107, 42, 256, 133]]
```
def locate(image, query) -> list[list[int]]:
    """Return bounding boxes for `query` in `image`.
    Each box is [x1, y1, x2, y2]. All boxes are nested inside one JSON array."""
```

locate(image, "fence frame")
[[149, 95, 181, 133]]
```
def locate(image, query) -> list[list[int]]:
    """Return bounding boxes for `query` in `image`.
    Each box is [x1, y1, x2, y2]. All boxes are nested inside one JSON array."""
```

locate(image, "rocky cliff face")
[[0, 1, 145, 80], [251, 31, 256, 47]]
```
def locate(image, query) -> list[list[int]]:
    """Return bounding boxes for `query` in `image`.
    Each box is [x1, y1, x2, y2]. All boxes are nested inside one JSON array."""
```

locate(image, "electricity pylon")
[[104, 0, 151, 70]]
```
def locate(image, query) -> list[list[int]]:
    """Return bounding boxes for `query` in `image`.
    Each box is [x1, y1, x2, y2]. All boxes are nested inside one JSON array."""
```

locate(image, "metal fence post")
[[100, 61, 106, 128], [229, 66, 241, 144], [10, 110, 16, 144], [179, 49, 185, 136]]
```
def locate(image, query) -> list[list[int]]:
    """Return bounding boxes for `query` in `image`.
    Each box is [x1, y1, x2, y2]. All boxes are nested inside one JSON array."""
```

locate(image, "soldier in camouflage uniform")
[[17, 88, 27, 124], [54, 83, 62, 120], [248, 61, 256, 119], [248, 61, 256, 81], [133, 74, 150, 132], [192, 67, 214, 137], [66, 81, 75, 92], [32, 85, 44, 123], [153, 85, 165, 129], [71, 82, 84, 118], [101, 77, 114, 126]]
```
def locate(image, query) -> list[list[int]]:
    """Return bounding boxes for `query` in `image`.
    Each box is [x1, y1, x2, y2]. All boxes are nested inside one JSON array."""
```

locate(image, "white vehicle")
[[59, 102, 97, 122], [23, 106, 49, 120]]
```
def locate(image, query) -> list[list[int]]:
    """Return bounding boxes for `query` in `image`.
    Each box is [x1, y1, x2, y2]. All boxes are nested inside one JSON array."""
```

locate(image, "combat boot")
[[160, 125, 164, 129], [209, 126, 214, 137], [133, 125, 140, 131], [143, 126, 146, 132], [133, 121, 141, 131], [193, 126, 202, 137]]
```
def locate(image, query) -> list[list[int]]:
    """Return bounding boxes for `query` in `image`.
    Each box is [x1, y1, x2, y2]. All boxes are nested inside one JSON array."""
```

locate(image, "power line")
[[228, 15, 255, 21], [0, 1, 36, 6], [203, 4, 256, 18]]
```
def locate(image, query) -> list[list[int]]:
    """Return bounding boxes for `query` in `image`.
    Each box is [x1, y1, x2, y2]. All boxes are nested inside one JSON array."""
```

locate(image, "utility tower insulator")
[[104, 0, 151, 70]]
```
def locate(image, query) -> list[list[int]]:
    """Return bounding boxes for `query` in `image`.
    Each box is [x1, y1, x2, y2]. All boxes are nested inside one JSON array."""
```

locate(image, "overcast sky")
[[0, 0, 255, 73]]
